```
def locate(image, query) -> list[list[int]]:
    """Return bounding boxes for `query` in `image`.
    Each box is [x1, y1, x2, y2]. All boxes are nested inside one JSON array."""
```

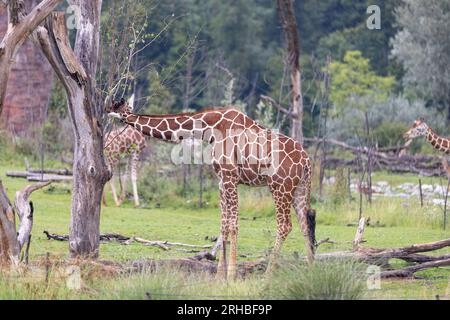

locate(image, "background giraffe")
[[404, 119, 450, 154], [103, 126, 146, 207], [404, 118, 450, 178], [108, 99, 316, 280]]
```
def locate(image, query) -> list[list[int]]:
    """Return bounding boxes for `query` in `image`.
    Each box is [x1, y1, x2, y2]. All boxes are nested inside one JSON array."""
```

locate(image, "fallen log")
[[27, 174, 72, 182], [380, 258, 450, 278], [395, 253, 450, 264], [28, 168, 72, 176], [44, 231, 131, 243], [6, 172, 73, 182], [6, 171, 29, 179]]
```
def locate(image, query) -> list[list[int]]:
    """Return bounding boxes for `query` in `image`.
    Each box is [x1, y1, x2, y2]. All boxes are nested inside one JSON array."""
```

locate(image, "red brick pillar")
[[0, 1, 54, 137]]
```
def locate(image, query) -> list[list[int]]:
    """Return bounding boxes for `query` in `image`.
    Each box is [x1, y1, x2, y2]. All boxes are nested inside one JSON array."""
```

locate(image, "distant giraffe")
[[103, 126, 146, 207], [404, 119, 450, 178], [404, 119, 450, 154], [108, 99, 316, 280]]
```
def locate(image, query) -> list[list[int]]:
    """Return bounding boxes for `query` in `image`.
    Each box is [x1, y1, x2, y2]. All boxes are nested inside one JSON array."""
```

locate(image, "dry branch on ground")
[[44, 231, 213, 252]]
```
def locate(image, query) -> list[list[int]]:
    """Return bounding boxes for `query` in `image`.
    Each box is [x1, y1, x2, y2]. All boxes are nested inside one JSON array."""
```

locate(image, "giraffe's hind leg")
[[129, 150, 140, 207], [216, 177, 239, 280], [109, 173, 122, 207], [266, 187, 293, 274], [216, 186, 229, 280]]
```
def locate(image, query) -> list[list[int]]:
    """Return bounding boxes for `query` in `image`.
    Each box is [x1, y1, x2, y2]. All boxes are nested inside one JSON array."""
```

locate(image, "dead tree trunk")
[[0, 0, 62, 115], [0, 180, 51, 265], [35, 5, 110, 259], [182, 51, 194, 198], [276, 0, 304, 143]]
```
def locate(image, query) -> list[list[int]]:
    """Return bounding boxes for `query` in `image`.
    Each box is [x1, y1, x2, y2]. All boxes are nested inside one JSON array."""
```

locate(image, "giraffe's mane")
[[131, 106, 237, 118]]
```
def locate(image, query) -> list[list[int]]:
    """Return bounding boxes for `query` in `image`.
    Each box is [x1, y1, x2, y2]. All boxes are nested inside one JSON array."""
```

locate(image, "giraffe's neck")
[[426, 127, 450, 154], [123, 112, 216, 142]]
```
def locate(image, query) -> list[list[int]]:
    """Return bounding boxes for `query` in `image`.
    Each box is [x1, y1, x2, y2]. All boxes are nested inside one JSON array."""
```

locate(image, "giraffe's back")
[[206, 109, 310, 188]]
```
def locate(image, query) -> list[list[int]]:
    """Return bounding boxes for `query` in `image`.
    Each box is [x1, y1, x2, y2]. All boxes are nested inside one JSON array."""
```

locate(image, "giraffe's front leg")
[[226, 186, 239, 280], [216, 186, 229, 280]]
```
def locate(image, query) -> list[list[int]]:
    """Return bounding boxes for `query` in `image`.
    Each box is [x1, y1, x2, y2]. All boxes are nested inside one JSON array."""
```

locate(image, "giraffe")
[[107, 99, 316, 280], [404, 118, 450, 178], [404, 119, 450, 154], [103, 125, 146, 207]]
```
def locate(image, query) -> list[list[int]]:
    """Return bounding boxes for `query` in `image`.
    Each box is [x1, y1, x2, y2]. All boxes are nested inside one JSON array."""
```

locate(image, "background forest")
[[36, 0, 448, 156]]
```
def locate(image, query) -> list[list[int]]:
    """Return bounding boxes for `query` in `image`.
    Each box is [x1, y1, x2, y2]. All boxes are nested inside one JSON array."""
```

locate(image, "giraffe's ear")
[[120, 98, 126, 105]]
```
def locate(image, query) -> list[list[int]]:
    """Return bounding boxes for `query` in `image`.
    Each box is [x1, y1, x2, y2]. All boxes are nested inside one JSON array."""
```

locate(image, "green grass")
[[0, 163, 449, 300]]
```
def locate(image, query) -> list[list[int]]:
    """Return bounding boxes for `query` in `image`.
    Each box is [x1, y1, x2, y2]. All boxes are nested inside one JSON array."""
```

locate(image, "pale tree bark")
[[35, 4, 109, 259], [0, 0, 62, 115], [276, 0, 304, 143], [0, 180, 51, 265]]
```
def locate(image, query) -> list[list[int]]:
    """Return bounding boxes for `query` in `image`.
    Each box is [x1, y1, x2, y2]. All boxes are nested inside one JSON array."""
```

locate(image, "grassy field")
[[0, 162, 449, 300]]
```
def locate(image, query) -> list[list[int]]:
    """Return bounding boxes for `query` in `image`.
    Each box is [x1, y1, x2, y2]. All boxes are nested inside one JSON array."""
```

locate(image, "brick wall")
[[0, 1, 54, 137]]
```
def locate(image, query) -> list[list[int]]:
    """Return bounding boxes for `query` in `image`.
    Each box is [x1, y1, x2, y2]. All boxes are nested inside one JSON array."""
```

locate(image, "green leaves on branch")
[[329, 51, 395, 114]]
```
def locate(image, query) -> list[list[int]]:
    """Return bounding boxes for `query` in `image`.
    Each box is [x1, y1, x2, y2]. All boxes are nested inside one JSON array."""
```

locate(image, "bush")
[[263, 259, 366, 300], [372, 121, 408, 149]]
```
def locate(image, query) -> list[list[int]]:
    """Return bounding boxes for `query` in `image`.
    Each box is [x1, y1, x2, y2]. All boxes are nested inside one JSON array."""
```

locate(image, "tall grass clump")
[[263, 259, 366, 300], [0, 270, 80, 300], [94, 267, 262, 300]]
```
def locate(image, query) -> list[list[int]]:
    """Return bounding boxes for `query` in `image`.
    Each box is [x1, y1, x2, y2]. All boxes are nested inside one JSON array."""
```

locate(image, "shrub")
[[372, 121, 408, 149], [263, 259, 366, 300]]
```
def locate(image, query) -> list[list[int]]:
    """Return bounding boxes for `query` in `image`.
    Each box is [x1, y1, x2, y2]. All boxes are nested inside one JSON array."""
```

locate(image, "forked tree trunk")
[[36, 3, 109, 258], [0, 180, 51, 265], [67, 0, 108, 259], [276, 0, 304, 143]]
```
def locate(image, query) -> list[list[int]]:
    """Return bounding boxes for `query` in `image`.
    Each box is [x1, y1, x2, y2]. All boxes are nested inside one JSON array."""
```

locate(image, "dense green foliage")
[[96, 0, 423, 139]]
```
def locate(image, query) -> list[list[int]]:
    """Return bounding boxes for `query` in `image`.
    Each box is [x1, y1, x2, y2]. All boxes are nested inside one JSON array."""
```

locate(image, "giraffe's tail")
[[306, 208, 317, 252], [304, 159, 317, 253]]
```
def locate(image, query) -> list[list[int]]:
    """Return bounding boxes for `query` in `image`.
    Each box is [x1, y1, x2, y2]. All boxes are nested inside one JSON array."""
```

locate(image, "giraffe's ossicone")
[[108, 99, 316, 279]]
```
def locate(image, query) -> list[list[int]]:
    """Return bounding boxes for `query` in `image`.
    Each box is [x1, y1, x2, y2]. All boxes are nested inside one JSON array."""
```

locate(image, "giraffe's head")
[[404, 118, 429, 141], [108, 99, 133, 120]]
